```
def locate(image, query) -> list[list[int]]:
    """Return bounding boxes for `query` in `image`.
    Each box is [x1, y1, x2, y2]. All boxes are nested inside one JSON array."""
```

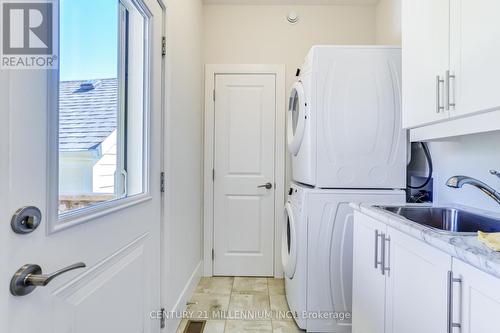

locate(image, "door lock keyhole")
[[11, 206, 42, 234]]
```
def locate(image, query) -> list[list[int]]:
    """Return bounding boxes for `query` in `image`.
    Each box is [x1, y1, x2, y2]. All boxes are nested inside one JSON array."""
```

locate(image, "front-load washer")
[[283, 183, 308, 330], [283, 182, 406, 332], [287, 46, 407, 189]]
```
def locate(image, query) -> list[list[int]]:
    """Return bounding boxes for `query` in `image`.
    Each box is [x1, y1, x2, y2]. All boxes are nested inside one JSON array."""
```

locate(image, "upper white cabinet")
[[450, 0, 500, 118], [402, 0, 500, 136], [402, 0, 451, 128]]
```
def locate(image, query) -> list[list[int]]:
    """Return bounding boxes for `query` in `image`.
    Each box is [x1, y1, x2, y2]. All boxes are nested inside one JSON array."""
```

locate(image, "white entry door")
[[213, 74, 276, 276], [0, 0, 163, 332]]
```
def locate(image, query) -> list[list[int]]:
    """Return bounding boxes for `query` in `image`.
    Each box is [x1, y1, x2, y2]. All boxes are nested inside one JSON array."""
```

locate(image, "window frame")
[[47, 0, 153, 234]]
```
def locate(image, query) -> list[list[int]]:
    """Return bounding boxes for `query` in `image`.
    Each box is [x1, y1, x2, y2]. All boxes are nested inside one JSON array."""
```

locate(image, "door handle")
[[447, 271, 462, 333], [436, 75, 445, 113], [374, 230, 383, 270], [382, 235, 391, 275], [10, 262, 86, 296], [446, 70, 456, 111], [257, 182, 273, 190]]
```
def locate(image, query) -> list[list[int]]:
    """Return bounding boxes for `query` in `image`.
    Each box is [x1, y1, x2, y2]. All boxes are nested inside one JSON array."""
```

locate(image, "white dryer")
[[283, 182, 406, 332], [288, 46, 407, 189]]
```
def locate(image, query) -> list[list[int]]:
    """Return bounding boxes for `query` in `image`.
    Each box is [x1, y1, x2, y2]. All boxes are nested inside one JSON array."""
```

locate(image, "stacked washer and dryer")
[[282, 46, 408, 332]]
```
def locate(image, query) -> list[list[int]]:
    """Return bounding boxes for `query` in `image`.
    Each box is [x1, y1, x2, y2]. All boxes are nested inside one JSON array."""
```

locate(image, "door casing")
[[203, 64, 286, 277]]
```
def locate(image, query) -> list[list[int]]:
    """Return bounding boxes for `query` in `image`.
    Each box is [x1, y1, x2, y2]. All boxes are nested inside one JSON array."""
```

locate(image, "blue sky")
[[60, 0, 118, 81]]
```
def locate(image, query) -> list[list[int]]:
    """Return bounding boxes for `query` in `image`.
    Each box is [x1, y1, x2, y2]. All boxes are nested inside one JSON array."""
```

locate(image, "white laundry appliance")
[[283, 183, 406, 332], [283, 184, 307, 329], [288, 45, 407, 189], [284, 45, 408, 333]]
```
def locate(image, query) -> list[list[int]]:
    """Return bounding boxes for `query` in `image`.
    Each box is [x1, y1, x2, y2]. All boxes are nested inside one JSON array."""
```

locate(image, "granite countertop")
[[350, 202, 500, 279]]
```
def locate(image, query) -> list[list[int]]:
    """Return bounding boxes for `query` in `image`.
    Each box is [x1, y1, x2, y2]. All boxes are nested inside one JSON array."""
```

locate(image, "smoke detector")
[[287, 11, 299, 24]]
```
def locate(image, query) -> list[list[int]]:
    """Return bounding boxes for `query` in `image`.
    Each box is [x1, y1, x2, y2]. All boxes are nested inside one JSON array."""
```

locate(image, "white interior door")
[[0, 0, 164, 332], [213, 74, 276, 276]]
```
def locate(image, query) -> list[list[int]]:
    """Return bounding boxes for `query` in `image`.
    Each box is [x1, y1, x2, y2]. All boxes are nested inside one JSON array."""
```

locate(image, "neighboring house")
[[59, 78, 118, 210]]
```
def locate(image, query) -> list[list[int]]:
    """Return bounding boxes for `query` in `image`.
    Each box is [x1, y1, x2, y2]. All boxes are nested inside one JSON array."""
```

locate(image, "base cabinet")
[[352, 212, 387, 333], [352, 212, 451, 333], [353, 211, 500, 333], [453, 259, 500, 333], [384, 227, 451, 333]]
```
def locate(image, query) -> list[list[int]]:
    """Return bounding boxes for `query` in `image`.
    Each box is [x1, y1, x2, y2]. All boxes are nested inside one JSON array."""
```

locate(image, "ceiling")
[[203, 0, 379, 5]]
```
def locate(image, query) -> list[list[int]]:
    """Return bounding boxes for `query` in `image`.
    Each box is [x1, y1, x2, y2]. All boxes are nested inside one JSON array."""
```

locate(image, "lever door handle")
[[10, 262, 86, 296], [257, 182, 273, 190]]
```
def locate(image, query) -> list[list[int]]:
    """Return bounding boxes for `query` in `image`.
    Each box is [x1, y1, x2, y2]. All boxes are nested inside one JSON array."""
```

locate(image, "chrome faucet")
[[446, 172, 500, 205]]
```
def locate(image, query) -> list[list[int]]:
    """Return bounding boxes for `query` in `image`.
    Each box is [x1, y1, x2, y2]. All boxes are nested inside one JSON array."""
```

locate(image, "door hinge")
[[160, 172, 165, 193], [212, 249, 215, 261], [212, 169, 215, 181], [160, 307, 166, 329], [161, 36, 166, 57], [213, 89, 216, 101]]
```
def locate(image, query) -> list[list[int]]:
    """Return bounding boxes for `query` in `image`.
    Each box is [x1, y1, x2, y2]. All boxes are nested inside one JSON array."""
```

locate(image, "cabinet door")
[[450, 0, 500, 118], [402, 0, 450, 128], [453, 259, 500, 333], [352, 212, 387, 333], [385, 227, 451, 333]]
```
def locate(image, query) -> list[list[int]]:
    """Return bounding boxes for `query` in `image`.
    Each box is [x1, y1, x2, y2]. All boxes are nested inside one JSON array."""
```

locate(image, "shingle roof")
[[59, 78, 117, 151]]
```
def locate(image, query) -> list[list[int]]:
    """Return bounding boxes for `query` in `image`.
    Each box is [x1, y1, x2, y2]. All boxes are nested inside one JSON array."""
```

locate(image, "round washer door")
[[282, 202, 298, 279], [287, 81, 307, 156]]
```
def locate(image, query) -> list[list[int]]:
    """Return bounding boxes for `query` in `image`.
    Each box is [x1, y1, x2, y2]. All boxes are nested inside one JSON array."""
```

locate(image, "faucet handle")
[[490, 170, 500, 180]]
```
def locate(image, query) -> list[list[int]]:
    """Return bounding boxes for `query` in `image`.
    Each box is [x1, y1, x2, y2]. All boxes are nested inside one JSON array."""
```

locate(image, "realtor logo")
[[1, 0, 58, 69]]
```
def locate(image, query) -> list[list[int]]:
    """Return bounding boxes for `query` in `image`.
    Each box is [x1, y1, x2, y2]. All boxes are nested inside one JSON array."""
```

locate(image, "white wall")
[[203, 4, 376, 92], [375, 0, 500, 213], [163, 0, 204, 331], [59, 151, 97, 194], [375, 0, 401, 45], [409, 133, 500, 213]]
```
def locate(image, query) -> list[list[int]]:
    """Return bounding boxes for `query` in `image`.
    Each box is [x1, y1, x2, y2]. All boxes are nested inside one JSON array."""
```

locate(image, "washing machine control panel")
[[288, 183, 306, 212]]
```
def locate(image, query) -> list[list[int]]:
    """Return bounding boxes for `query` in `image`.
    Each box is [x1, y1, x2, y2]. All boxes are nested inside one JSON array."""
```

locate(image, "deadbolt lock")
[[11, 206, 42, 234]]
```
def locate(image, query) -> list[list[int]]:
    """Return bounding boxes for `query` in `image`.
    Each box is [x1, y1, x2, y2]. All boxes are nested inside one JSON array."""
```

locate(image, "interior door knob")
[[10, 262, 86, 296], [257, 182, 273, 190]]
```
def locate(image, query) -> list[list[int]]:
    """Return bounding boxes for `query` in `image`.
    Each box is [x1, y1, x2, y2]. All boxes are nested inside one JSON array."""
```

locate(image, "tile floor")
[[176, 277, 304, 333]]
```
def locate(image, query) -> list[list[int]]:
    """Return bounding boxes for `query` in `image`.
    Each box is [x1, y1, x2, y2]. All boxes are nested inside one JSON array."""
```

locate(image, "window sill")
[[48, 193, 152, 234]]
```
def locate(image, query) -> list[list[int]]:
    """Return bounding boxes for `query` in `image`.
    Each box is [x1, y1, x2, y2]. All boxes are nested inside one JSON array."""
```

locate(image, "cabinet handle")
[[446, 71, 456, 110], [447, 271, 462, 333], [436, 76, 445, 113], [374, 230, 383, 270], [382, 235, 391, 275]]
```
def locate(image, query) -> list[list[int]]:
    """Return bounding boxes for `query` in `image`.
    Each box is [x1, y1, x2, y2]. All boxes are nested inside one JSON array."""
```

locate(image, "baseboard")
[[164, 261, 203, 333]]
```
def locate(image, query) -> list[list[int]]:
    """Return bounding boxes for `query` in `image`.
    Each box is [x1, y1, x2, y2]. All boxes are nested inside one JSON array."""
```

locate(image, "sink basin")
[[377, 206, 500, 234]]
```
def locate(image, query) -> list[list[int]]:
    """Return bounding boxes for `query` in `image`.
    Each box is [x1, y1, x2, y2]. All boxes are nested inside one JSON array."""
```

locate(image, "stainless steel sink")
[[377, 206, 500, 234]]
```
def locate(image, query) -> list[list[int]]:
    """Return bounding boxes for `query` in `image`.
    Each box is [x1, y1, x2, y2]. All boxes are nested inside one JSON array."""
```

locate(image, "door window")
[[56, 0, 149, 220], [289, 88, 300, 135]]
